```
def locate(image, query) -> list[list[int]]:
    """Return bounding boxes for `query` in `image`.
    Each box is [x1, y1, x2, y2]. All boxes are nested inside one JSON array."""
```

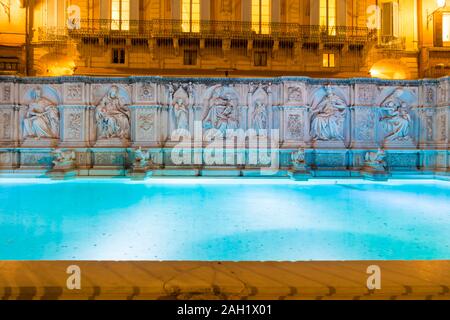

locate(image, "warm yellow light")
[[369, 60, 408, 80], [437, 0, 446, 8], [46, 61, 76, 76], [181, 0, 200, 32], [322, 53, 335, 67], [320, 0, 336, 35], [252, 0, 270, 34], [443, 13, 450, 43], [111, 0, 129, 30]]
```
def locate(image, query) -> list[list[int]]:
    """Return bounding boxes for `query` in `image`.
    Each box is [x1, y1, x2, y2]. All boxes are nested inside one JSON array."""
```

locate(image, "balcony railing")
[[37, 19, 376, 45]]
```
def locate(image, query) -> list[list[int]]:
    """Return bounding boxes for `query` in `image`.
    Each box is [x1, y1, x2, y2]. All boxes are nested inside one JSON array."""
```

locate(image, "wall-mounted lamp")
[[437, 0, 446, 8]]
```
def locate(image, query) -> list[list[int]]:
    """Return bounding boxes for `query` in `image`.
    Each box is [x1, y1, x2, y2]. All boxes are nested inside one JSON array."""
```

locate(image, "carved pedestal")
[[128, 166, 153, 180], [288, 170, 310, 181], [47, 166, 77, 180], [360, 166, 389, 181]]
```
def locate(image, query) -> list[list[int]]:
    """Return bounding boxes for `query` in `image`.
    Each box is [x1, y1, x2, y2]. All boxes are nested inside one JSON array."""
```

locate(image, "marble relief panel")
[[0, 83, 13, 104], [0, 108, 13, 141]]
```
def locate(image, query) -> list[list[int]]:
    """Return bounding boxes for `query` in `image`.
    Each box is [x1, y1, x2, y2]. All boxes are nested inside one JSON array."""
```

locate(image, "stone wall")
[[0, 76, 448, 179]]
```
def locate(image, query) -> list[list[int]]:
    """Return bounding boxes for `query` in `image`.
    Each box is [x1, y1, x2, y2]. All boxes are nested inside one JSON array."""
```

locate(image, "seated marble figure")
[[95, 86, 130, 140], [310, 87, 346, 141], [23, 87, 59, 139]]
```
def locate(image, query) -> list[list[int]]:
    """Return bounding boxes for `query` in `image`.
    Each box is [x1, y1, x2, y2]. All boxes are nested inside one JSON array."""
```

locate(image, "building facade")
[[0, 0, 449, 79]]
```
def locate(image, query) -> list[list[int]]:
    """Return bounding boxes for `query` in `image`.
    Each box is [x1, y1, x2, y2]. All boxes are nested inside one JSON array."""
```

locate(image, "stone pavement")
[[0, 261, 449, 300]]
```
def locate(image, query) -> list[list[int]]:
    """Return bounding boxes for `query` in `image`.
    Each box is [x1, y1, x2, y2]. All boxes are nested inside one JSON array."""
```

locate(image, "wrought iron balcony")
[[37, 19, 376, 45]]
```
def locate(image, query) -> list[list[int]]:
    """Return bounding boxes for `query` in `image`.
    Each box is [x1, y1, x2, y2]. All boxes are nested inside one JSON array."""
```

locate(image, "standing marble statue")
[[23, 87, 59, 139], [252, 100, 268, 133], [310, 86, 346, 141], [95, 86, 130, 139], [173, 98, 189, 130]]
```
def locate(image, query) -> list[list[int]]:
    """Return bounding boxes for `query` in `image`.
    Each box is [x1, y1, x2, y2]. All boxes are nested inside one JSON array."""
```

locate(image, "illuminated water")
[[0, 178, 449, 261]]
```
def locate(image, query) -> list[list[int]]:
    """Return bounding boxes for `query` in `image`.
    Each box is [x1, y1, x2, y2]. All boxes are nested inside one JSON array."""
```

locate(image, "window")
[[254, 51, 268, 66], [181, 0, 200, 32], [381, 2, 399, 39], [320, 0, 336, 35], [252, 0, 270, 34], [323, 53, 335, 68], [443, 13, 450, 45], [112, 48, 125, 64], [183, 50, 197, 65], [111, 0, 130, 30]]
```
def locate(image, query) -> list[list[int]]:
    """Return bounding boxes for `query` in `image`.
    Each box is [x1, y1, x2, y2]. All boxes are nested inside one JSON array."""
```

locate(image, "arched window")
[[320, 0, 336, 35], [252, 0, 270, 34], [181, 0, 200, 32], [111, 0, 130, 30]]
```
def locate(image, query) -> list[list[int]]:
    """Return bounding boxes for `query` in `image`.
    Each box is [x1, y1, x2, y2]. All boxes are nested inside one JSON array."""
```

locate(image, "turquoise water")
[[0, 178, 449, 261]]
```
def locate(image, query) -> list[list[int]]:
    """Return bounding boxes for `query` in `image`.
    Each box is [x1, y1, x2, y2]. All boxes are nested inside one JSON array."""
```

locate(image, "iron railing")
[[37, 19, 376, 44]]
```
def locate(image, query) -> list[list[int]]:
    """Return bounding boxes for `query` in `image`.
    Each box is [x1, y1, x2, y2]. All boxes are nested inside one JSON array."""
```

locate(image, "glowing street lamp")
[[436, 0, 446, 8], [428, 0, 448, 29]]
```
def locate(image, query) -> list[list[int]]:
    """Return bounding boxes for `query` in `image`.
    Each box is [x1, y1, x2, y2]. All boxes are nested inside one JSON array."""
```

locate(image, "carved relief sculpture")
[[133, 147, 152, 169], [310, 86, 347, 141], [139, 82, 154, 101], [1, 112, 11, 139], [173, 98, 189, 130], [291, 148, 307, 171], [287, 86, 303, 103], [95, 86, 130, 140], [52, 148, 76, 170], [203, 86, 239, 136], [380, 90, 411, 142], [364, 148, 386, 171], [252, 100, 268, 134], [286, 114, 303, 140], [23, 87, 60, 139]]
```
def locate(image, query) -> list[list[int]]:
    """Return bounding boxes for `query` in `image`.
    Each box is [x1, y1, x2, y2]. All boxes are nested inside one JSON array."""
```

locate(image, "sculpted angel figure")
[[23, 87, 59, 139], [173, 98, 189, 130], [252, 100, 268, 133], [310, 86, 347, 141], [95, 86, 130, 139]]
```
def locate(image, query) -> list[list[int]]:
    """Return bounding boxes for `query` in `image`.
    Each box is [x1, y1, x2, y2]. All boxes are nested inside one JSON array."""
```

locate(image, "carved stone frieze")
[[0, 75, 446, 176]]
